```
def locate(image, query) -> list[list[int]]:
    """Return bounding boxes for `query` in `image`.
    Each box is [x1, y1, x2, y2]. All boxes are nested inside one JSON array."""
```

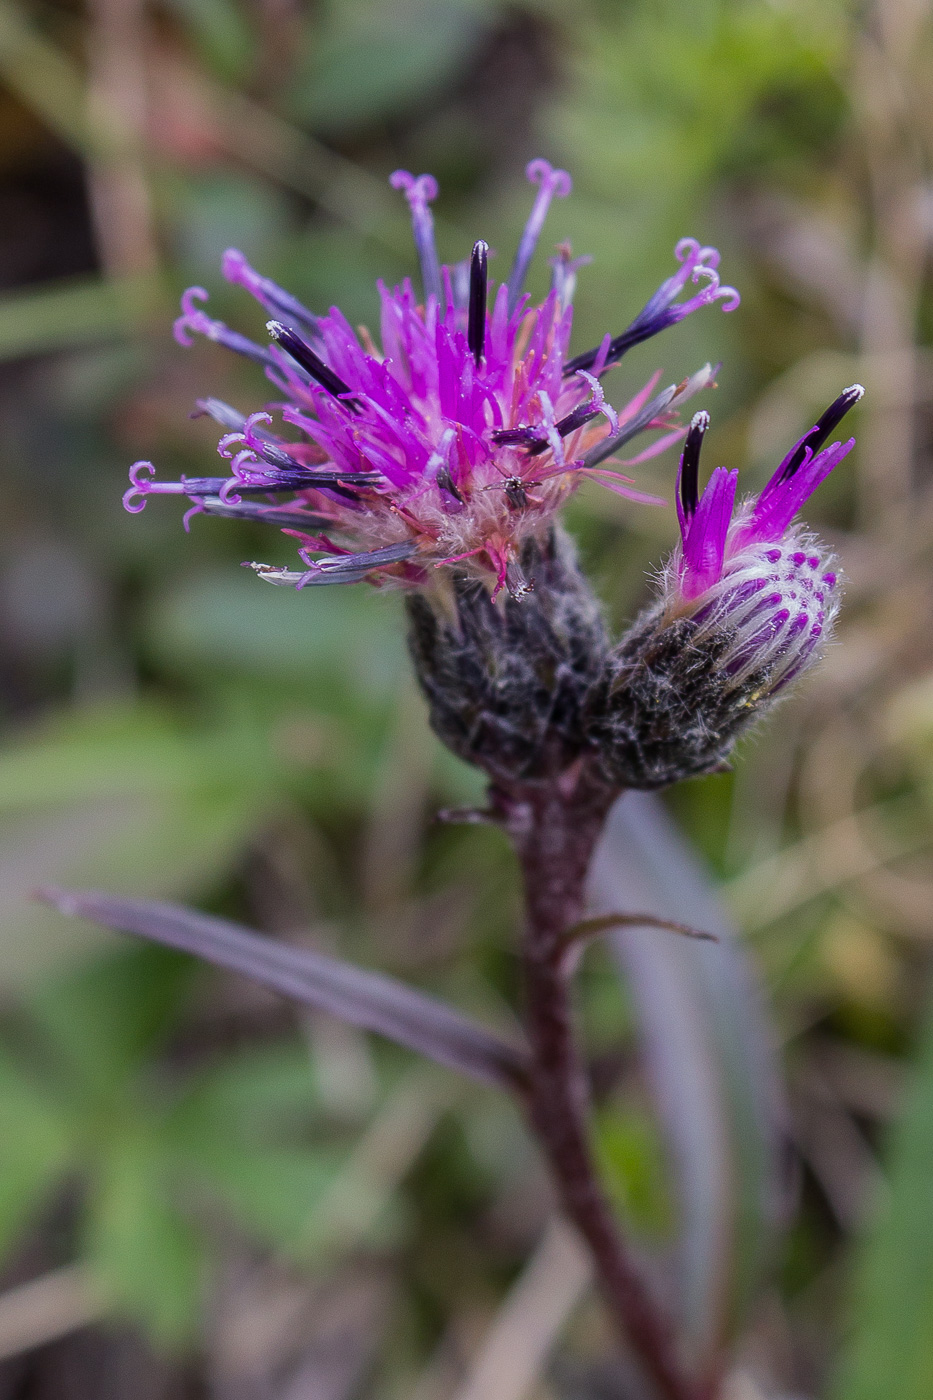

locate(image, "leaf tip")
[[33, 884, 86, 918]]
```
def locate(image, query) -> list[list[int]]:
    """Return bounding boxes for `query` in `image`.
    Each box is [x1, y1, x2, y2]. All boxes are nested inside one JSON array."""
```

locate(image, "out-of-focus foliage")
[[0, 938, 453, 1344], [0, 0, 932, 1394], [831, 996, 933, 1400]]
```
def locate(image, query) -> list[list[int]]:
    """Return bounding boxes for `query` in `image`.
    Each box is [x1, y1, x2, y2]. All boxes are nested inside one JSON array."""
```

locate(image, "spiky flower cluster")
[[584, 387, 863, 788], [124, 160, 737, 599], [123, 159, 862, 789]]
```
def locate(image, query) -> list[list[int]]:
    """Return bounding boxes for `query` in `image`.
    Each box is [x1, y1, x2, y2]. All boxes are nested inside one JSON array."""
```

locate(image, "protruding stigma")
[[389, 170, 443, 308], [680, 411, 709, 521], [468, 240, 488, 364], [267, 321, 357, 408], [506, 159, 572, 314], [781, 383, 865, 481]]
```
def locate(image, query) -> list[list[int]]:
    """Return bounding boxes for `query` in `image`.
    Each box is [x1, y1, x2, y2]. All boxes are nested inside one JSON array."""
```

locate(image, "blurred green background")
[[0, 0, 932, 1395]]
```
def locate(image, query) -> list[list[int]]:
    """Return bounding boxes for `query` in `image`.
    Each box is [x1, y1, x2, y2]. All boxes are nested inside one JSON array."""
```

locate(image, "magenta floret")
[[127, 161, 740, 596]]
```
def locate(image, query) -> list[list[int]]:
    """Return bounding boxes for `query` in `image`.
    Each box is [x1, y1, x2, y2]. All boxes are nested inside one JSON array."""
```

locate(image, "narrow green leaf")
[[0, 702, 286, 987], [0, 1051, 74, 1256], [0, 0, 96, 154], [594, 1102, 676, 1239], [162, 0, 254, 81], [184, 1141, 343, 1251], [830, 995, 933, 1400], [288, 0, 491, 132], [28, 944, 194, 1098], [82, 1134, 205, 1346], [0, 702, 276, 811], [169, 1042, 325, 1138], [0, 275, 162, 360]]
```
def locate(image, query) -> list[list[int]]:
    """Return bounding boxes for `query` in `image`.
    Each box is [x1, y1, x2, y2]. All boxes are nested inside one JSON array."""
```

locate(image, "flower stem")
[[504, 768, 699, 1400]]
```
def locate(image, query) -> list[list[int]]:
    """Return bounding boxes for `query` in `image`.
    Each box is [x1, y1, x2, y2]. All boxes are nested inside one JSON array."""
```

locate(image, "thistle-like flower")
[[584, 385, 864, 789], [123, 160, 737, 600]]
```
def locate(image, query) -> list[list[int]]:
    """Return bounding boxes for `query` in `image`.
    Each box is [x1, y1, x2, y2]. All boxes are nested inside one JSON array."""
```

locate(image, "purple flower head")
[[126, 160, 738, 597], [663, 384, 864, 693]]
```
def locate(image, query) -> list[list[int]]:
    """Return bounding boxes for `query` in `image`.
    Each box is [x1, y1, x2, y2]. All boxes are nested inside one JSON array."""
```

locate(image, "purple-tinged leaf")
[[587, 793, 786, 1373], [37, 889, 530, 1093]]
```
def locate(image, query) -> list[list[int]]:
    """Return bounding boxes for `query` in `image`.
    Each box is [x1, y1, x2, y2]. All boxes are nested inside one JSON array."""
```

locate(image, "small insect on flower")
[[123, 160, 738, 599], [584, 385, 864, 789]]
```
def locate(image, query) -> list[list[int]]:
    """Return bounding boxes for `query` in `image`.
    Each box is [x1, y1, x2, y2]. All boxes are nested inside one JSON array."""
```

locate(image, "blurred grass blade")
[[450, 1217, 592, 1400], [0, 0, 95, 155], [829, 995, 933, 1400], [288, 0, 489, 134], [0, 1050, 74, 1256], [38, 889, 530, 1092], [0, 275, 162, 360], [587, 793, 785, 1371], [161, 0, 254, 82], [303, 1069, 453, 1261], [0, 1266, 103, 1364]]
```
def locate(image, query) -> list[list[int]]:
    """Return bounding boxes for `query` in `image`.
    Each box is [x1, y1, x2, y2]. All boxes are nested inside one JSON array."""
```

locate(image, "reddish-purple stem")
[[502, 766, 700, 1400]]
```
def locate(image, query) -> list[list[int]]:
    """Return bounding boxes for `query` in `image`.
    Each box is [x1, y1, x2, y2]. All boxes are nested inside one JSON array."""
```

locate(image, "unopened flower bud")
[[406, 528, 607, 781], [584, 389, 861, 789]]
